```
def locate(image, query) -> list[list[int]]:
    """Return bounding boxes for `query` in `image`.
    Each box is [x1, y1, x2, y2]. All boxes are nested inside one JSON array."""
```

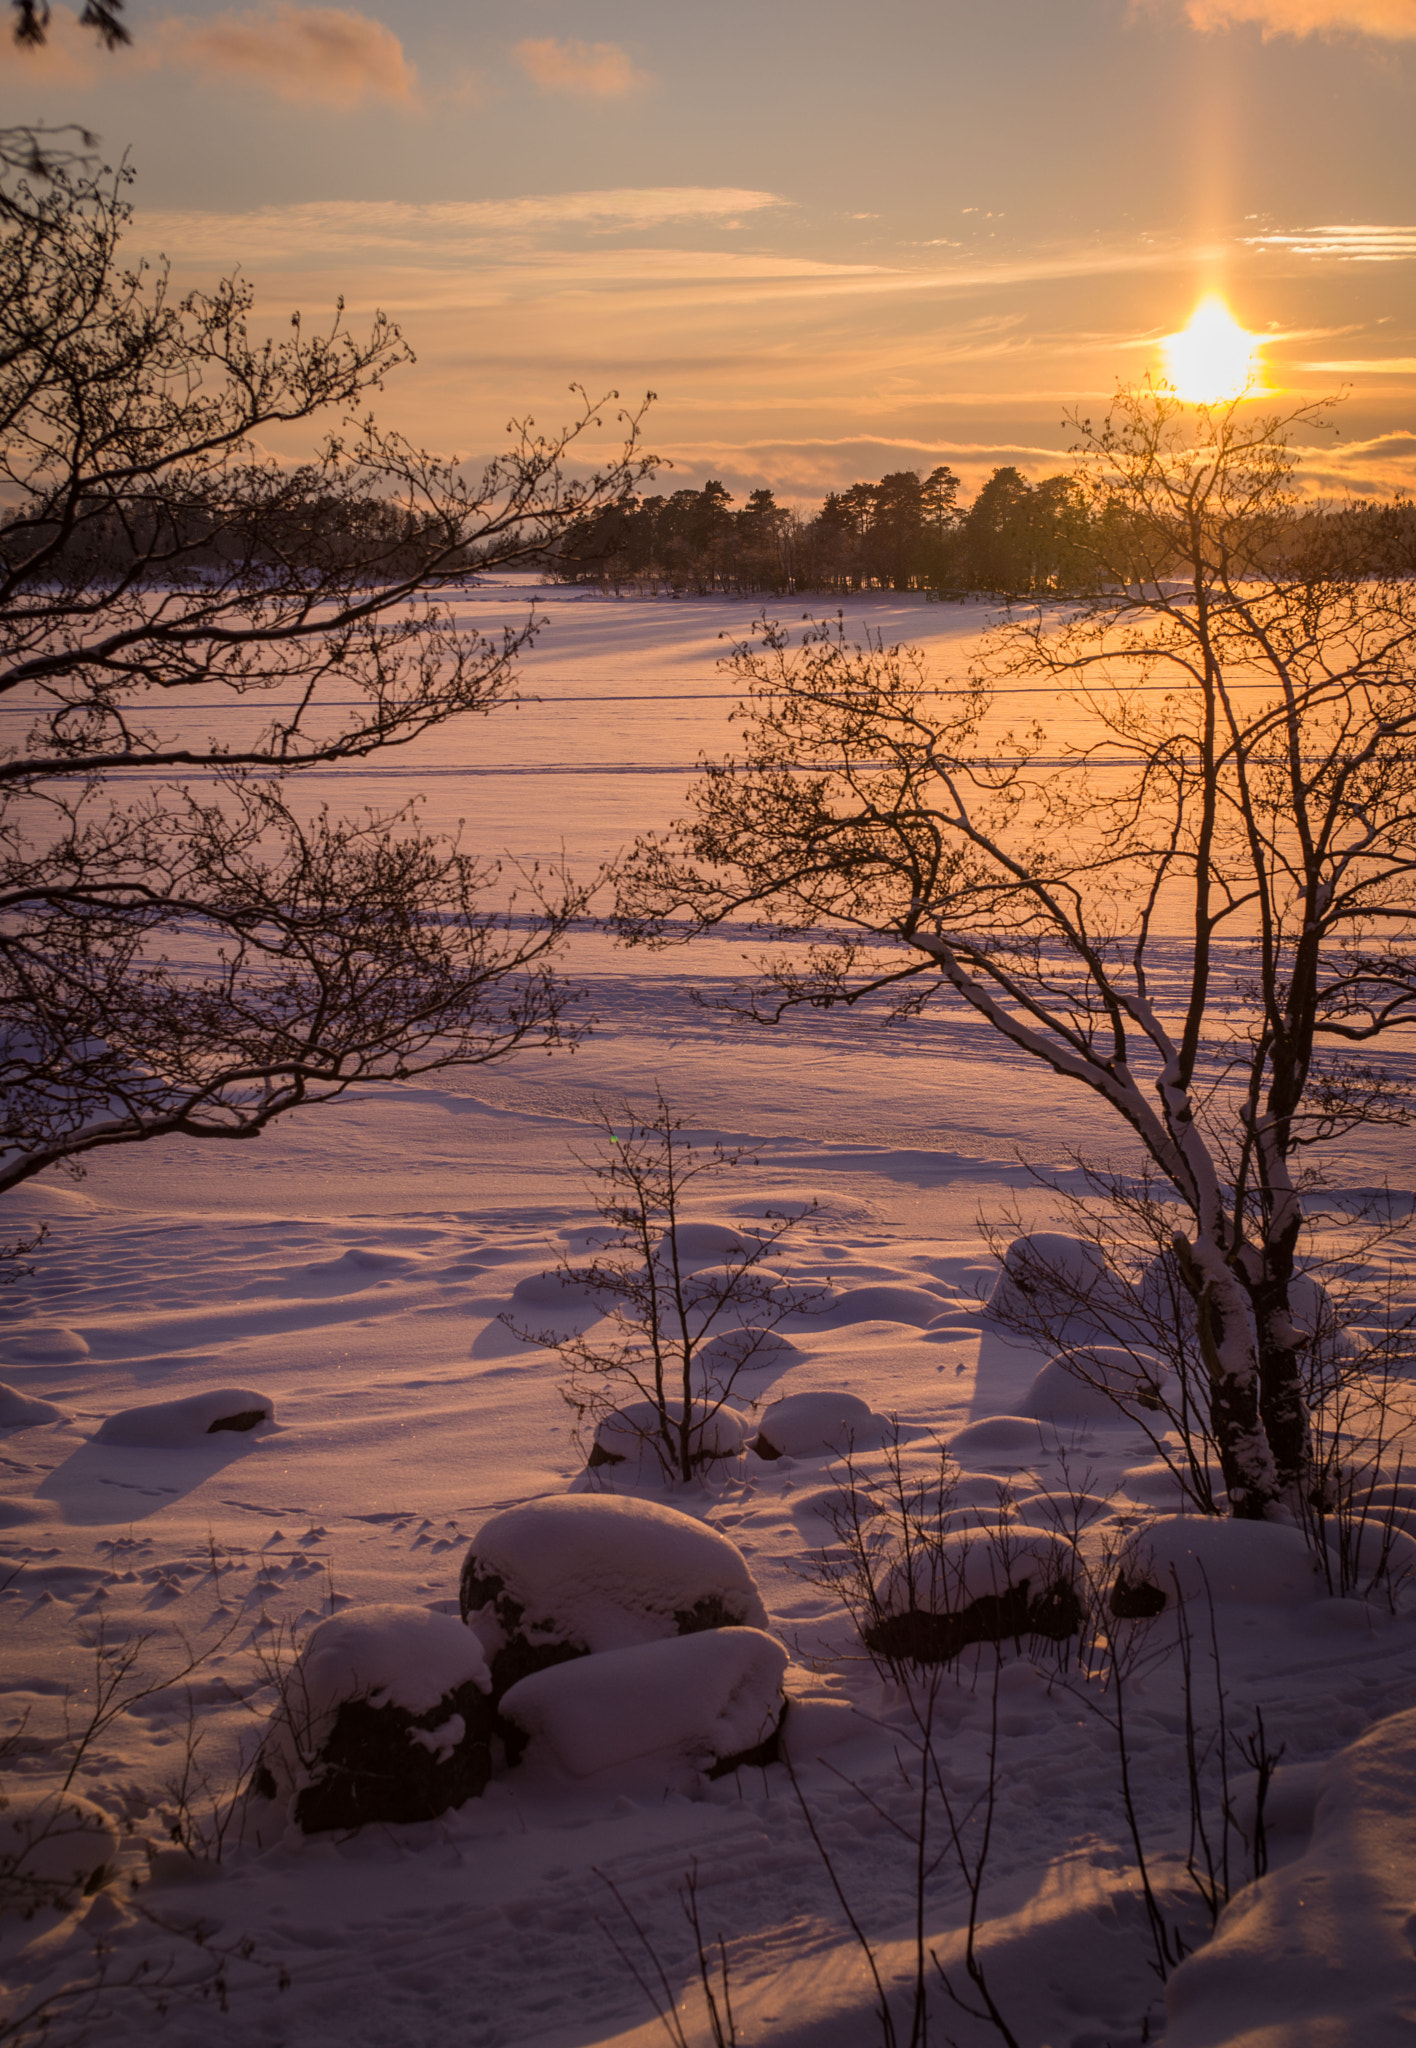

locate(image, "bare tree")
[[0, 129, 655, 1201], [614, 384, 1416, 1518], [506, 1092, 821, 1483]]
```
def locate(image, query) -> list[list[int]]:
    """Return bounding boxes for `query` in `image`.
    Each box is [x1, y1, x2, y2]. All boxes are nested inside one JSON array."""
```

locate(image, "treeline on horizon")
[[548, 463, 1416, 598], [7, 462, 1415, 598]]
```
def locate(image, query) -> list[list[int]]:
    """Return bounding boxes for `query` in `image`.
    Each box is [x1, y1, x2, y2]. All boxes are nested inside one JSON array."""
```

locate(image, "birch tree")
[[614, 385, 1416, 1518]]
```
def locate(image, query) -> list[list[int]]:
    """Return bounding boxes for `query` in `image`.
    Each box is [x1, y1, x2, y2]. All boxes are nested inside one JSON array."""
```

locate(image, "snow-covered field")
[[2, 585, 1415, 2048]]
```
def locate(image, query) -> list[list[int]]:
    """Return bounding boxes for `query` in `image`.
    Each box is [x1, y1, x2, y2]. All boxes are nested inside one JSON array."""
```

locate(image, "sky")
[[3, 0, 1416, 502]]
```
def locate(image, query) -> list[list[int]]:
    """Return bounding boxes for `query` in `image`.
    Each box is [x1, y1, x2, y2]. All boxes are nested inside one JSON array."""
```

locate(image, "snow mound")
[[694, 1325, 801, 1378], [255, 1605, 494, 1834], [0, 1792, 119, 1910], [949, 1415, 1053, 1459], [1020, 1345, 1168, 1424], [0, 1327, 89, 1364], [500, 1627, 788, 1781], [508, 1270, 604, 1312], [589, 1399, 748, 1476], [0, 1381, 67, 1426], [459, 1494, 768, 1694], [1165, 1705, 1416, 2048], [657, 1222, 756, 1263], [987, 1232, 1129, 1337], [752, 1389, 883, 1459], [823, 1285, 947, 1327], [1322, 1516, 1416, 1592], [868, 1525, 1081, 1665], [93, 1388, 276, 1446], [1113, 1517, 1323, 1612]]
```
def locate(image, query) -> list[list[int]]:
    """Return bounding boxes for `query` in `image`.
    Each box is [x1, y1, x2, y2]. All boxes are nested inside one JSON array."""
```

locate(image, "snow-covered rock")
[[458, 1494, 768, 1696], [0, 1381, 67, 1427], [1320, 1515, 1416, 1594], [93, 1388, 276, 1447], [1020, 1345, 1168, 1424], [823, 1284, 948, 1327], [254, 1605, 494, 1833], [1165, 1706, 1416, 2048], [0, 1792, 119, 1910], [693, 1324, 801, 1382], [1112, 1517, 1324, 1614], [656, 1221, 757, 1264], [867, 1525, 1081, 1664], [499, 1627, 789, 1781], [508, 1270, 605, 1313], [588, 1398, 748, 1477], [949, 1414, 1054, 1460], [987, 1232, 1130, 1339], [751, 1389, 883, 1459]]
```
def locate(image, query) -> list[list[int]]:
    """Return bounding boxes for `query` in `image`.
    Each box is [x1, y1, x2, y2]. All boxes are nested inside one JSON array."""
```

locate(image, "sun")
[[1161, 295, 1261, 403]]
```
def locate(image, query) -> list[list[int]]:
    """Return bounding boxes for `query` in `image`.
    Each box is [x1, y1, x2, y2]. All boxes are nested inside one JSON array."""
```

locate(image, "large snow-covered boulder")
[[0, 1382, 67, 1427], [1111, 1517, 1324, 1616], [253, 1605, 494, 1833], [987, 1233, 1130, 1339], [656, 1222, 758, 1265], [751, 1390, 884, 1460], [500, 1627, 789, 1782], [1164, 1706, 1416, 2048], [693, 1325, 801, 1385], [94, 1388, 276, 1447], [1020, 1346, 1168, 1425], [459, 1494, 768, 1696], [866, 1525, 1081, 1665], [588, 1398, 748, 1478], [0, 1792, 119, 1911]]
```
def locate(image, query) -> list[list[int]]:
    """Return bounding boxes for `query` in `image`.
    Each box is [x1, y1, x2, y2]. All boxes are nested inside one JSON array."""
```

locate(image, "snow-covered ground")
[[2, 585, 1414, 2048]]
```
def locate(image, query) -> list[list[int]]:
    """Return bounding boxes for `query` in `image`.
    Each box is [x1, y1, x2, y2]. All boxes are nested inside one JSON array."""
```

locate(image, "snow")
[[0, 584, 1413, 2048], [286, 1604, 492, 1727], [590, 1399, 749, 1473], [0, 1792, 119, 1907], [499, 1627, 788, 1780], [0, 1381, 66, 1426], [751, 1389, 883, 1458], [1115, 1515, 1326, 1607], [1166, 1707, 1416, 2047], [461, 1492, 769, 1650], [1020, 1345, 1169, 1423], [92, 1388, 277, 1446]]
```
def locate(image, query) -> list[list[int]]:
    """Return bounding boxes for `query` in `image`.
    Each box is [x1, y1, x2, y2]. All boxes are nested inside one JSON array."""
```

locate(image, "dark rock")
[[206, 1408, 267, 1434], [292, 1680, 494, 1833], [1110, 1571, 1169, 1619]]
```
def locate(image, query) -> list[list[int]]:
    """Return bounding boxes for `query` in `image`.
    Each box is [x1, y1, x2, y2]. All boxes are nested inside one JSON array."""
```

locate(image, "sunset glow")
[[1162, 295, 1262, 403]]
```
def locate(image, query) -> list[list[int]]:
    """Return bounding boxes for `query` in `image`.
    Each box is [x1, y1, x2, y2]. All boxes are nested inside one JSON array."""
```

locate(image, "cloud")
[[132, 189, 790, 264], [155, 5, 418, 108], [1241, 224, 1416, 260], [1181, 0, 1416, 38], [511, 37, 650, 97]]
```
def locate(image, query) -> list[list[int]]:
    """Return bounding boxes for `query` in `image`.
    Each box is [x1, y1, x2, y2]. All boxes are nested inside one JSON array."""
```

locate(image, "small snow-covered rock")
[[0, 1327, 89, 1364], [949, 1415, 1054, 1461], [589, 1399, 748, 1477], [254, 1605, 494, 1833], [1112, 1517, 1324, 1614], [1020, 1346, 1168, 1424], [693, 1325, 801, 1381], [656, 1222, 756, 1264], [0, 1792, 119, 1910], [94, 1389, 276, 1447], [509, 1270, 604, 1313], [500, 1627, 788, 1781], [823, 1285, 948, 1328], [986, 1233, 1130, 1338], [867, 1525, 1081, 1665], [1321, 1516, 1416, 1593], [459, 1494, 768, 1697], [751, 1390, 883, 1460], [0, 1382, 67, 1427]]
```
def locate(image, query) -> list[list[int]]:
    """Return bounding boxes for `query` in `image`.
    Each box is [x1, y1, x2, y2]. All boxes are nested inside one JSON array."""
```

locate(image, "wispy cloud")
[[1182, 0, 1416, 38], [152, 4, 418, 108], [131, 189, 791, 265], [1242, 224, 1416, 259], [511, 37, 651, 98]]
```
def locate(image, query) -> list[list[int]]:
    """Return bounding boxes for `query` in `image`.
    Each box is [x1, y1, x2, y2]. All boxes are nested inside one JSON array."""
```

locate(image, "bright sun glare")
[[1161, 295, 1261, 403]]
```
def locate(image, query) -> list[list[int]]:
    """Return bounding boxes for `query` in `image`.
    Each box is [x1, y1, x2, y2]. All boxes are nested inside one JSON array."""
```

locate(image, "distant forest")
[[549, 463, 1416, 598]]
